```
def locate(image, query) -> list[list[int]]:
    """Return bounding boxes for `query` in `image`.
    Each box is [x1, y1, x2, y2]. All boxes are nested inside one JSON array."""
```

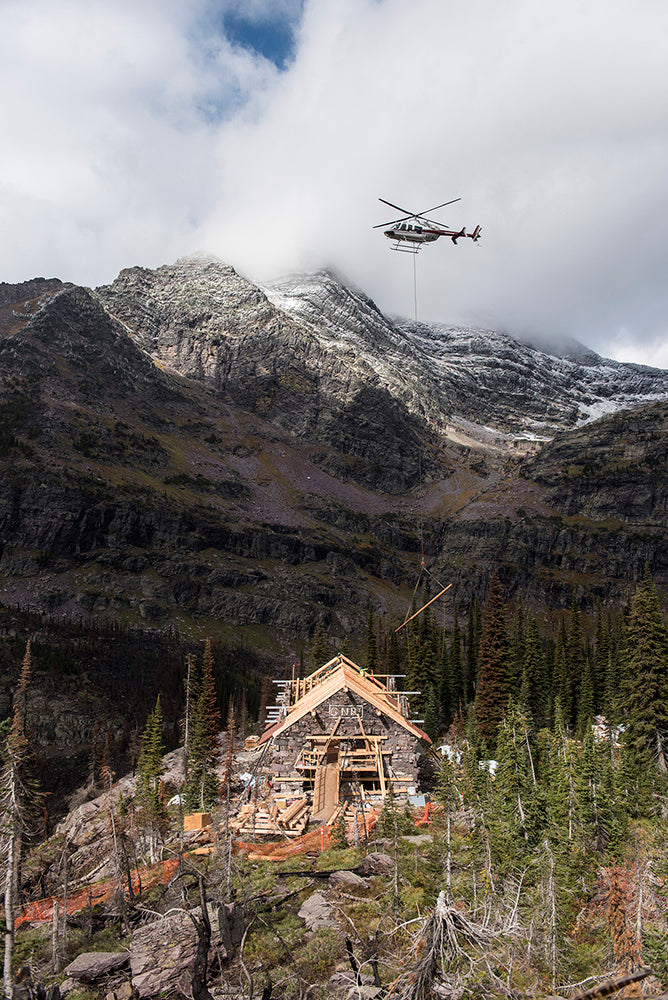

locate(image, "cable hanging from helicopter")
[[374, 196, 481, 252]]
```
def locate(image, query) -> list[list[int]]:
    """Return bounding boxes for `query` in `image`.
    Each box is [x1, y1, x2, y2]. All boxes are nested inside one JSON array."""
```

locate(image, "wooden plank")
[[375, 740, 386, 796], [312, 756, 340, 821], [395, 585, 453, 632], [279, 797, 309, 825]]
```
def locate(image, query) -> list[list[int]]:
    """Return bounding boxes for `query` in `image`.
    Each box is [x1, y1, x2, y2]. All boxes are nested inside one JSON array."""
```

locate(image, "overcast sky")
[[2, 0, 667, 366]]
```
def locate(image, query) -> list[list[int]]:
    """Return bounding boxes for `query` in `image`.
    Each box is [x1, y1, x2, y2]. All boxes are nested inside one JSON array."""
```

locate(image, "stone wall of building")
[[267, 687, 425, 797]]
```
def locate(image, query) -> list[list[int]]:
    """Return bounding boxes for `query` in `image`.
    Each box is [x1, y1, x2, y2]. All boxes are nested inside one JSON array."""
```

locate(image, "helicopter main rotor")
[[373, 196, 462, 230]]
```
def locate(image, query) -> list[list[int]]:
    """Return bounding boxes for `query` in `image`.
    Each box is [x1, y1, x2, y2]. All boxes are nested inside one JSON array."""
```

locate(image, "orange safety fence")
[[17, 807, 390, 924], [235, 808, 380, 863], [235, 826, 332, 862], [15, 858, 180, 928]]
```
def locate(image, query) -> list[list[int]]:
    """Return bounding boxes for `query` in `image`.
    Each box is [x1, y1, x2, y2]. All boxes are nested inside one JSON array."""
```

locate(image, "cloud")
[[0, 0, 275, 284], [1, 0, 667, 366], [200, 0, 668, 363]]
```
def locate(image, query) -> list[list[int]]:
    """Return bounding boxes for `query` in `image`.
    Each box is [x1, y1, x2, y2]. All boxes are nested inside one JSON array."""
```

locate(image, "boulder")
[[129, 912, 200, 999], [329, 870, 368, 889], [297, 891, 337, 930], [360, 852, 394, 876], [128, 903, 242, 999], [106, 984, 133, 1000], [63, 951, 129, 981]]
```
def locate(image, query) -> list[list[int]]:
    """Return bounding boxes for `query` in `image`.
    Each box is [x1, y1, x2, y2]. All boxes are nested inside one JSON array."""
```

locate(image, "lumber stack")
[[230, 797, 311, 839]]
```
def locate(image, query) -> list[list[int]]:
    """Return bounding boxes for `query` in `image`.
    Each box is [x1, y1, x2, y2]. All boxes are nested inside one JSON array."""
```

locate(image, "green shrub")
[[298, 927, 342, 978]]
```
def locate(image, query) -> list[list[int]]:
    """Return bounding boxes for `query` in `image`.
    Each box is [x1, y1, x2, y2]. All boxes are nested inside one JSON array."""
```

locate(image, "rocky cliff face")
[[0, 257, 667, 657], [98, 257, 668, 473]]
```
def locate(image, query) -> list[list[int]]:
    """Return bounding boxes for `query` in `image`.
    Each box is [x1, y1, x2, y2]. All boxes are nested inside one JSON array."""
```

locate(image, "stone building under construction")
[[253, 653, 431, 825]]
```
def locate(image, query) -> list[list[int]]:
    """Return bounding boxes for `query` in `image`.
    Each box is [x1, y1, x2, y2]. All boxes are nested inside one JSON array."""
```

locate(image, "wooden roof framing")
[[260, 654, 431, 745]]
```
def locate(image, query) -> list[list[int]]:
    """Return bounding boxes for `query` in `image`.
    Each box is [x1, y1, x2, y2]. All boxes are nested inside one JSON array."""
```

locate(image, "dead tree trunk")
[[189, 876, 214, 1000]]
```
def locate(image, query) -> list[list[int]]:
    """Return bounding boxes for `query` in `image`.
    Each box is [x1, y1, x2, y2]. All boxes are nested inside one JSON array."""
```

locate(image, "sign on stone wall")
[[328, 704, 364, 719]]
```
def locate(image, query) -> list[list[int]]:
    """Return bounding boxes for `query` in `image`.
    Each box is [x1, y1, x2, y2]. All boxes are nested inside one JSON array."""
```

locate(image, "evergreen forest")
[[1, 568, 667, 1000]]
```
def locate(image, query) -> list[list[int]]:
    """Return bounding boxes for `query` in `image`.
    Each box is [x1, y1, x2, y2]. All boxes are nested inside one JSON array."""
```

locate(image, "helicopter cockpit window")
[[415, 226, 422, 233]]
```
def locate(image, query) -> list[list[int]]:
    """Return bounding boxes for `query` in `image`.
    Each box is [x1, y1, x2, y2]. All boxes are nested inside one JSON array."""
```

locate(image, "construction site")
[[229, 653, 431, 840]]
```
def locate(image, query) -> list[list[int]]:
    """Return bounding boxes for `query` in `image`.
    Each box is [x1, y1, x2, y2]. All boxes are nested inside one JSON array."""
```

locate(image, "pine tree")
[[438, 642, 452, 726], [594, 600, 610, 711], [1, 642, 41, 998], [435, 758, 460, 896], [466, 597, 482, 701], [184, 698, 220, 813], [257, 677, 272, 732], [220, 698, 237, 800], [551, 627, 572, 730], [520, 615, 549, 726], [449, 602, 464, 707], [200, 639, 221, 761], [574, 727, 618, 855], [474, 572, 511, 744], [509, 598, 526, 690], [605, 866, 642, 973], [566, 595, 587, 727], [492, 703, 544, 854], [622, 568, 668, 771], [309, 622, 330, 671], [422, 684, 440, 741], [136, 696, 167, 862], [544, 699, 577, 843], [365, 602, 378, 672], [575, 656, 595, 738], [182, 653, 200, 774]]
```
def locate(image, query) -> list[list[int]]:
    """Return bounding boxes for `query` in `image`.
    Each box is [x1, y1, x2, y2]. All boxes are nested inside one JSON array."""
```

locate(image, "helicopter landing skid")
[[390, 242, 421, 253]]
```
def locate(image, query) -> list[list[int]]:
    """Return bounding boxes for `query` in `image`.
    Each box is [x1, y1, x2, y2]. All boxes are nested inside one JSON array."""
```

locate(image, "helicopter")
[[374, 197, 481, 252]]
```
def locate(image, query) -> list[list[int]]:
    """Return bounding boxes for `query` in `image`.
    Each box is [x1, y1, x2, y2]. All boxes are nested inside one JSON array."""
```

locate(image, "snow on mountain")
[[261, 267, 668, 443], [93, 256, 668, 456]]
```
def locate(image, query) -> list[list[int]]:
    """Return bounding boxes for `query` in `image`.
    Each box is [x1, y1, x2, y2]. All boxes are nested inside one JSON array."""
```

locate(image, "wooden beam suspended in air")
[[395, 584, 453, 633]]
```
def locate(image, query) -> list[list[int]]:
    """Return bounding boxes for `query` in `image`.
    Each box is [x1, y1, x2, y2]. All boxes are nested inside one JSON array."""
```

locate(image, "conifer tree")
[[551, 629, 572, 730], [309, 622, 330, 671], [520, 616, 549, 726], [616, 729, 654, 819], [184, 667, 221, 814], [540, 704, 575, 845], [449, 602, 464, 706], [567, 595, 587, 725], [574, 727, 618, 855], [466, 597, 481, 701], [492, 703, 544, 854], [200, 639, 221, 759], [386, 628, 400, 676], [622, 568, 668, 771], [257, 677, 272, 732], [474, 572, 511, 744], [405, 622, 422, 703], [438, 642, 452, 726], [509, 598, 526, 690], [220, 698, 237, 799], [182, 653, 200, 774], [136, 696, 167, 862], [435, 758, 460, 896], [365, 602, 378, 671], [594, 600, 610, 710], [576, 656, 595, 738], [2, 642, 41, 998], [422, 684, 440, 742]]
